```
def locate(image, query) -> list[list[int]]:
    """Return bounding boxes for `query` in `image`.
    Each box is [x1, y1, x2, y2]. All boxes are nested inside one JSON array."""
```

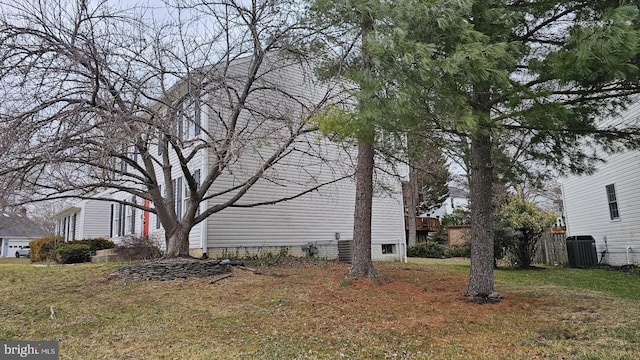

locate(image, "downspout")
[[398, 155, 409, 263], [400, 200, 408, 263], [200, 108, 209, 259], [626, 246, 632, 265]]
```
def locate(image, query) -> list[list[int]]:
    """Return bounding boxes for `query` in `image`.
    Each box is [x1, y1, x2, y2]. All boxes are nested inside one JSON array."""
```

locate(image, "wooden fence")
[[534, 227, 568, 265]]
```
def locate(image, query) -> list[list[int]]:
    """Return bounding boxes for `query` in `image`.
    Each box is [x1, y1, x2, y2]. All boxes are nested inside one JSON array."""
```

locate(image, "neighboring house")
[[0, 209, 48, 257], [562, 150, 640, 266], [54, 56, 407, 262], [52, 197, 112, 241], [426, 186, 469, 219], [562, 101, 640, 266]]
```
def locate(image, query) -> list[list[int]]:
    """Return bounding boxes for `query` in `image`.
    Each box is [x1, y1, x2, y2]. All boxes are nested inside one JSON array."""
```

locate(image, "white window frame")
[[606, 184, 620, 220]]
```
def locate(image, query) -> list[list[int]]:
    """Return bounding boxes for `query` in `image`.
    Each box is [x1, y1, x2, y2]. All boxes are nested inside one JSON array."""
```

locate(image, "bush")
[[408, 242, 470, 259], [66, 238, 115, 254], [495, 196, 556, 268], [444, 244, 470, 258], [29, 236, 64, 262], [114, 236, 162, 261], [55, 243, 91, 264], [407, 242, 446, 258]]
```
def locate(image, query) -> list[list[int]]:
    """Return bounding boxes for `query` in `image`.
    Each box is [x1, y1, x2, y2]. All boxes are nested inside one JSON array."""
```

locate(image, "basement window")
[[381, 244, 396, 254]]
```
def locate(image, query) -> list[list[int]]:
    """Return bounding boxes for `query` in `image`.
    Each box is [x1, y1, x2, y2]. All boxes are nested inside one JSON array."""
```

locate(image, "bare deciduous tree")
[[0, 0, 350, 257]]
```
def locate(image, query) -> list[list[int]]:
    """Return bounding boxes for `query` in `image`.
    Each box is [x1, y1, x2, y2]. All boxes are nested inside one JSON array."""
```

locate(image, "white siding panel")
[[81, 200, 112, 239], [197, 58, 403, 260], [204, 135, 404, 261], [563, 150, 640, 265]]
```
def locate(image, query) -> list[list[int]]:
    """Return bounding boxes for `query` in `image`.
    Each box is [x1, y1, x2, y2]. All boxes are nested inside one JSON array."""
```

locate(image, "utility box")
[[566, 235, 598, 268]]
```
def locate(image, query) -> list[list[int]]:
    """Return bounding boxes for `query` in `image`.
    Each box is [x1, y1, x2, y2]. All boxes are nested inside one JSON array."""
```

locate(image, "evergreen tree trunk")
[[465, 128, 498, 301], [349, 138, 382, 277], [347, 10, 381, 278]]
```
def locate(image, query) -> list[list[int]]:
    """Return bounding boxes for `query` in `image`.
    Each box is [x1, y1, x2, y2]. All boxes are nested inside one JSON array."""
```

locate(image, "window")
[[173, 177, 183, 219], [606, 184, 620, 220], [110, 204, 114, 238], [113, 204, 121, 237], [70, 213, 77, 241], [125, 197, 136, 234], [185, 96, 201, 138], [112, 203, 126, 237], [119, 145, 127, 172], [382, 244, 396, 254], [173, 96, 201, 140], [119, 203, 126, 236]]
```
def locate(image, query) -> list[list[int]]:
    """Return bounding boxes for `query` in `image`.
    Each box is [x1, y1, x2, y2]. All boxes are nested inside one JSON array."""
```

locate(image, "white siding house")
[[562, 101, 640, 266], [54, 55, 406, 261], [562, 151, 640, 266], [53, 198, 112, 241], [426, 186, 469, 219]]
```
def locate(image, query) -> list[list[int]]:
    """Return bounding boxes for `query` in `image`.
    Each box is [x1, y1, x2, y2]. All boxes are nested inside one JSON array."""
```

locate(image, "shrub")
[[408, 242, 470, 259], [114, 236, 162, 261], [407, 242, 446, 258], [66, 238, 115, 254], [29, 236, 64, 262], [495, 196, 556, 268], [445, 244, 471, 258], [55, 243, 91, 264]]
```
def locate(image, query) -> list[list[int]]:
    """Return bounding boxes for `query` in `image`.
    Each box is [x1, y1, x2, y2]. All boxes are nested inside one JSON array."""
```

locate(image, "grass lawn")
[[1, 257, 639, 359]]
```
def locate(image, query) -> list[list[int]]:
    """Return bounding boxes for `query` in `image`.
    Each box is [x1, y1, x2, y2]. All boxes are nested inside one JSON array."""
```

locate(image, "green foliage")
[[441, 207, 471, 227], [432, 207, 471, 244], [54, 243, 91, 264], [407, 134, 450, 214], [495, 196, 556, 268], [313, 107, 360, 143], [544, 5, 640, 87], [408, 242, 470, 259], [29, 236, 64, 262], [408, 242, 445, 258], [445, 245, 471, 258], [66, 238, 115, 254], [29, 237, 115, 263]]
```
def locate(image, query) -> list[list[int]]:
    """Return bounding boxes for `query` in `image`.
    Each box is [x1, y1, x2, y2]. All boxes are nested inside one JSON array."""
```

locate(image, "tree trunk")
[[465, 128, 498, 301], [164, 224, 191, 258], [406, 166, 418, 248], [349, 138, 382, 277]]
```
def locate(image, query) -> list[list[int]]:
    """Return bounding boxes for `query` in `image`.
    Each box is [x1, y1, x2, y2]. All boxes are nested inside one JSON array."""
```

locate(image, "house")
[[54, 55, 407, 262], [426, 186, 469, 219], [561, 102, 640, 266], [0, 209, 48, 257], [562, 150, 640, 266], [52, 196, 113, 242]]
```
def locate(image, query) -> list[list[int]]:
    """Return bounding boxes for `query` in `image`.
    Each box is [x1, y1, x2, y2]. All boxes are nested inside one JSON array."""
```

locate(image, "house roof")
[[0, 211, 48, 238]]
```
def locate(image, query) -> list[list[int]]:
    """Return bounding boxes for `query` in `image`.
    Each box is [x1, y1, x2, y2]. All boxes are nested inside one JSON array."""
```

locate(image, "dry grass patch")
[[0, 258, 639, 359]]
